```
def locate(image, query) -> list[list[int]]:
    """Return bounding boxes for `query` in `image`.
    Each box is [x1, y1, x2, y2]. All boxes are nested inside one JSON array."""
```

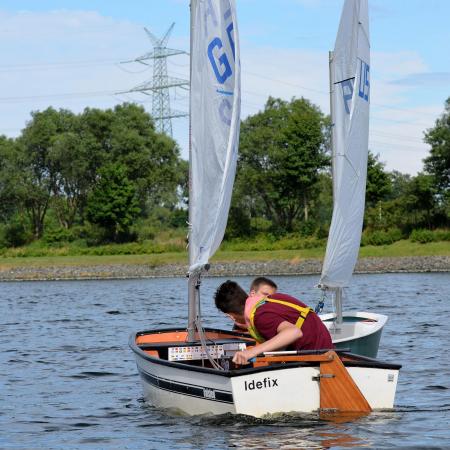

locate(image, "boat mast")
[[187, 0, 198, 342], [328, 49, 343, 325], [329, 50, 336, 202]]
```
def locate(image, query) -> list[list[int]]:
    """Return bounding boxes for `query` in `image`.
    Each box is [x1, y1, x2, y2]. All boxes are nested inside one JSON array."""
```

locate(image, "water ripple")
[[1, 273, 449, 448]]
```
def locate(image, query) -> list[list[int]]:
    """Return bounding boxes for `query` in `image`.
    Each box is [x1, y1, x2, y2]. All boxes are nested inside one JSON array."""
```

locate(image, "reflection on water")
[[0, 273, 449, 448], [226, 427, 367, 449], [189, 411, 401, 449]]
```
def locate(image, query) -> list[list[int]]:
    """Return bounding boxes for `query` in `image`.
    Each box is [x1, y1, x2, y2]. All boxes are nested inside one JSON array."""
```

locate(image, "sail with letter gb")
[[189, 0, 241, 274]]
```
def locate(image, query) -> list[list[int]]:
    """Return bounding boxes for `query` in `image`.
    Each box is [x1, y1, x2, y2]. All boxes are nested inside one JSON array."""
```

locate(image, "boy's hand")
[[232, 322, 302, 366], [232, 349, 255, 365]]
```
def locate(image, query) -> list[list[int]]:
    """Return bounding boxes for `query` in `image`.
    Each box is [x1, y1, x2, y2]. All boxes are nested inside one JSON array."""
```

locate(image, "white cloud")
[[0, 9, 189, 136], [240, 45, 329, 116], [391, 72, 450, 87], [0, 9, 444, 175]]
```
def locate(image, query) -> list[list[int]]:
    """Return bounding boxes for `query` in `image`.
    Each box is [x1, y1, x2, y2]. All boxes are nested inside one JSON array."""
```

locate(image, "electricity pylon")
[[119, 23, 189, 137]]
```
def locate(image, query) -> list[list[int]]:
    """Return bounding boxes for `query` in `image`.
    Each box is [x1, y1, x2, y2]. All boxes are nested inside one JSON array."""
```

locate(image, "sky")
[[0, 0, 449, 175]]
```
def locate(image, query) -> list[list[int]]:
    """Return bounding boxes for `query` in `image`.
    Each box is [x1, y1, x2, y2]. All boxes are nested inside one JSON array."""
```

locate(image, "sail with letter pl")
[[320, 0, 370, 289]]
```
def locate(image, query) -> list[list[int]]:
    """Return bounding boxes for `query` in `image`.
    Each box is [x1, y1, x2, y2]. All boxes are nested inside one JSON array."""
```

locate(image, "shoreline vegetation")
[[1, 100, 449, 285], [1, 240, 449, 281]]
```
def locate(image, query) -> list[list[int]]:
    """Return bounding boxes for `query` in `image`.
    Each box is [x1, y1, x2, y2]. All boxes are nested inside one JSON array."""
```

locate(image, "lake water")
[[1, 273, 449, 449]]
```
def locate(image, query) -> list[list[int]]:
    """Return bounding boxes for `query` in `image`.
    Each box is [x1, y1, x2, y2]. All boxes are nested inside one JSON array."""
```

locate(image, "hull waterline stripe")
[[138, 367, 234, 404]]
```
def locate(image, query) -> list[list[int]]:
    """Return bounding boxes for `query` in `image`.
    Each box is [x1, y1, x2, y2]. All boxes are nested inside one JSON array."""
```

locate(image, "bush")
[[361, 228, 403, 246], [135, 225, 156, 243], [0, 220, 31, 248], [169, 208, 188, 229], [222, 233, 324, 251], [435, 229, 450, 241], [225, 206, 252, 239], [410, 229, 450, 243], [316, 224, 329, 240], [43, 227, 76, 244], [296, 220, 316, 237]]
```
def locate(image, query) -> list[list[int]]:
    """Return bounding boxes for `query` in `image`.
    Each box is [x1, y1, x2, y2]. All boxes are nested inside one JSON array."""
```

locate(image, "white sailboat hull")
[[321, 311, 387, 358], [130, 328, 400, 418], [137, 355, 235, 415]]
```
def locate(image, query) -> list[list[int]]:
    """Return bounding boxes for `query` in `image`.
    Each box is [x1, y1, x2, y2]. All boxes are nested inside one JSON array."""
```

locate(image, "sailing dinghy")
[[130, 0, 400, 417], [317, 0, 387, 358]]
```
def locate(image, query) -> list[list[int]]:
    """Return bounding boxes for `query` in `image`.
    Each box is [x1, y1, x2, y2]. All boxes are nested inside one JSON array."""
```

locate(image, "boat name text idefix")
[[244, 377, 278, 391]]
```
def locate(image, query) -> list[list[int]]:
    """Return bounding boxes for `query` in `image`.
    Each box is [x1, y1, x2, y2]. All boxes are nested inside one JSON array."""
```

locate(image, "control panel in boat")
[[168, 342, 247, 362]]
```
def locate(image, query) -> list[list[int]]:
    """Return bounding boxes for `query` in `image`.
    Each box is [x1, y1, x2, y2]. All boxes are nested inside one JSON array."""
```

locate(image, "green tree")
[[424, 97, 450, 192], [235, 97, 329, 232], [388, 170, 412, 199], [365, 171, 437, 232], [0, 136, 20, 221], [365, 152, 392, 208], [85, 163, 140, 242], [404, 173, 437, 229], [49, 127, 100, 228], [17, 107, 76, 238], [96, 103, 181, 212], [424, 97, 450, 222]]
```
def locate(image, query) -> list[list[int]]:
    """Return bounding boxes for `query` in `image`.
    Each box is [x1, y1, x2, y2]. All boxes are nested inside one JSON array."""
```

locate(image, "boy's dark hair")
[[250, 276, 277, 292], [214, 280, 247, 315]]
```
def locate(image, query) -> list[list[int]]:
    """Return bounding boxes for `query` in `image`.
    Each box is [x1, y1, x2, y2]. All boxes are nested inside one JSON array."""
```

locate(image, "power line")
[[370, 140, 429, 152], [0, 54, 443, 124], [0, 58, 135, 72], [371, 130, 425, 144], [0, 90, 117, 103]]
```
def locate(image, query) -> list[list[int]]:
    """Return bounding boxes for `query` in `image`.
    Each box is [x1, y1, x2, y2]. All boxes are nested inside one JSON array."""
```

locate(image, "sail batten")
[[189, 0, 241, 274], [320, 0, 370, 289]]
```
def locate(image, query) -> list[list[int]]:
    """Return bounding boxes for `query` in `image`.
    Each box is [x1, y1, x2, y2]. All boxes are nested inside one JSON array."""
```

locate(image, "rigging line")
[[195, 318, 223, 371]]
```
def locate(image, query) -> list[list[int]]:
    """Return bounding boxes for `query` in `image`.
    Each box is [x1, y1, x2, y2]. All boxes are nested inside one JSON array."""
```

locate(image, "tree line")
[[0, 96, 449, 249]]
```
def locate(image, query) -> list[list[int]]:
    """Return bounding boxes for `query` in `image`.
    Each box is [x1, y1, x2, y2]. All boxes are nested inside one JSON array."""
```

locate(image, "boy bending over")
[[214, 280, 333, 365]]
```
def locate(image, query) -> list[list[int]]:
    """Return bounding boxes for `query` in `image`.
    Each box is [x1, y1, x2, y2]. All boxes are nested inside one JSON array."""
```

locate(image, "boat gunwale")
[[320, 311, 388, 342], [129, 327, 402, 377]]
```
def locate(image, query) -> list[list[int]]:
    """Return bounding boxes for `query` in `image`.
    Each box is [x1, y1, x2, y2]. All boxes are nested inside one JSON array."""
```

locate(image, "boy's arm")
[[232, 321, 302, 365]]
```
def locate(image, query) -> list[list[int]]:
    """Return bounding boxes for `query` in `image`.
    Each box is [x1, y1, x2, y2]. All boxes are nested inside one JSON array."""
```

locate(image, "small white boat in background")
[[321, 312, 387, 358], [130, 0, 400, 417]]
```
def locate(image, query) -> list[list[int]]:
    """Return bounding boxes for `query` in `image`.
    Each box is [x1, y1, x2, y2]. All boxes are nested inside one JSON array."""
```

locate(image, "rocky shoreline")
[[0, 255, 448, 281]]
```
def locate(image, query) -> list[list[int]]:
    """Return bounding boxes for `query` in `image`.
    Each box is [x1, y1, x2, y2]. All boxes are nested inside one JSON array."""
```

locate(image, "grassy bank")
[[0, 240, 449, 270]]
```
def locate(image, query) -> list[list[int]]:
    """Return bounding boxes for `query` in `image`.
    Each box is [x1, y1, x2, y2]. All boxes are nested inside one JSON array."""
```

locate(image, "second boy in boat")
[[215, 280, 333, 365], [231, 276, 278, 331]]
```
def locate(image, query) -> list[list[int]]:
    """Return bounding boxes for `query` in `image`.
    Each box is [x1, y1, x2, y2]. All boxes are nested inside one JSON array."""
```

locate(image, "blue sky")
[[0, 0, 449, 174]]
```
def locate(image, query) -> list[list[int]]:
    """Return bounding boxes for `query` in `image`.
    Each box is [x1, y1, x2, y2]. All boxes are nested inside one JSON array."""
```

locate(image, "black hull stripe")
[[138, 367, 234, 404]]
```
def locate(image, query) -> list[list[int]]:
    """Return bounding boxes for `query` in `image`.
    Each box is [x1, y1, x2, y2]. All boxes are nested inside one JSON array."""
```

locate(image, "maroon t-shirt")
[[253, 293, 333, 350]]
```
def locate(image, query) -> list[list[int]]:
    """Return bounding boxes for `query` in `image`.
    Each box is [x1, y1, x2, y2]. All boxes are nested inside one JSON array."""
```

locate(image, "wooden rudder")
[[319, 351, 372, 413]]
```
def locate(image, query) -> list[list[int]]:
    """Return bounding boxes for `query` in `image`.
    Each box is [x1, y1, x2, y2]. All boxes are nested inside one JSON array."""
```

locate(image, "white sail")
[[319, 0, 370, 288], [188, 0, 240, 274]]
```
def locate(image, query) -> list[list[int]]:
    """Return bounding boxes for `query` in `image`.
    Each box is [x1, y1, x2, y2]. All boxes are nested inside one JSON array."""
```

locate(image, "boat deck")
[[131, 327, 401, 373]]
